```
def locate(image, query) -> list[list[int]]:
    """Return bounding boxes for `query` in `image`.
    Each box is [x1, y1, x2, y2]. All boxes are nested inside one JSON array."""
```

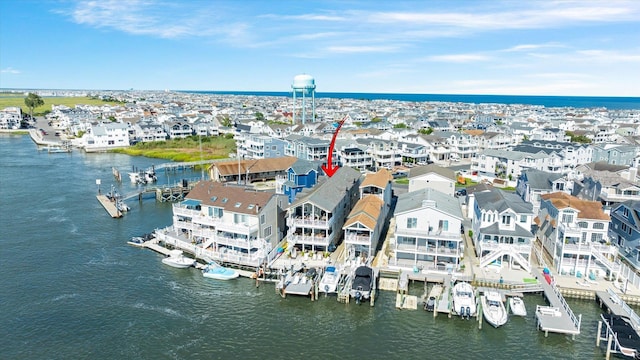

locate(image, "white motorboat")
[[202, 262, 239, 280], [452, 281, 476, 319], [482, 291, 508, 327], [318, 265, 341, 294], [509, 296, 527, 317], [161, 250, 195, 269], [127, 232, 154, 247]]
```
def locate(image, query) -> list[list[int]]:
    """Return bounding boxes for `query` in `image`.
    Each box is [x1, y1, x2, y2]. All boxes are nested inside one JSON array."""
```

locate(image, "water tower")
[[291, 74, 316, 124]]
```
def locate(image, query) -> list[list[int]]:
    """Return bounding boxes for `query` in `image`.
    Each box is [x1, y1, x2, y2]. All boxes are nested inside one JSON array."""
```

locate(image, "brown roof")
[[462, 129, 484, 136], [540, 192, 610, 221], [212, 156, 297, 177], [185, 181, 274, 215], [343, 195, 384, 230], [360, 169, 392, 189]]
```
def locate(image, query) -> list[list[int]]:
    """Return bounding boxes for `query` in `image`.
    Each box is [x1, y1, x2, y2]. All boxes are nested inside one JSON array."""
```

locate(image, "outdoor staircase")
[[591, 248, 621, 275], [479, 247, 531, 273]]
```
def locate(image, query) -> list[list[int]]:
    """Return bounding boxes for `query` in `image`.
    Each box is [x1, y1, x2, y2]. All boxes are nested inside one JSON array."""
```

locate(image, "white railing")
[[288, 234, 331, 247], [288, 217, 330, 229], [344, 234, 371, 245], [395, 228, 462, 241]]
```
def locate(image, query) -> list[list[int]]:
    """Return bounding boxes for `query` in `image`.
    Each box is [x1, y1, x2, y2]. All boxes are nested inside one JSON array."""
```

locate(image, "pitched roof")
[[474, 188, 533, 214], [521, 169, 564, 190], [184, 181, 274, 215], [409, 164, 456, 180], [212, 156, 297, 176], [360, 169, 393, 189], [291, 166, 361, 212], [343, 195, 384, 230], [540, 192, 610, 221], [395, 187, 462, 218]]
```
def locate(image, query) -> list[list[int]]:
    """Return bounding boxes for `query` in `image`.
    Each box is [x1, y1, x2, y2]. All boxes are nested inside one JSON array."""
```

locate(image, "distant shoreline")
[[181, 90, 640, 110]]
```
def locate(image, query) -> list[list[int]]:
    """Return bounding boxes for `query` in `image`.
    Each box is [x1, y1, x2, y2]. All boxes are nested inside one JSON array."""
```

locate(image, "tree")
[[24, 93, 44, 121], [418, 128, 433, 135], [393, 123, 408, 129], [255, 112, 264, 121]]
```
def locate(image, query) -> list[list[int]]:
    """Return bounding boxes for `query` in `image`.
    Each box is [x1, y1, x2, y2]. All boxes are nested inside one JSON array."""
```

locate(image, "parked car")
[[455, 188, 467, 197]]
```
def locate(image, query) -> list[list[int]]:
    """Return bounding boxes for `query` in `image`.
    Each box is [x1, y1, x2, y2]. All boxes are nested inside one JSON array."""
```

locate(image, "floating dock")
[[96, 195, 122, 218]]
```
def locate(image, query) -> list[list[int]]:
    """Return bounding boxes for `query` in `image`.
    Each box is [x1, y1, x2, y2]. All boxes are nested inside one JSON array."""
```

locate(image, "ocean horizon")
[[182, 90, 640, 110]]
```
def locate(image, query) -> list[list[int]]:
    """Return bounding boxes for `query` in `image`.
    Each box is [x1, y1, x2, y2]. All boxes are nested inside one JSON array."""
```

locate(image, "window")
[[439, 220, 448, 232], [260, 214, 265, 224], [593, 222, 605, 230], [264, 226, 272, 237], [591, 233, 603, 242], [577, 222, 588, 228], [502, 215, 511, 225], [520, 215, 527, 223], [407, 218, 417, 229], [623, 207, 629, 217], [561, 212, 574, 224]]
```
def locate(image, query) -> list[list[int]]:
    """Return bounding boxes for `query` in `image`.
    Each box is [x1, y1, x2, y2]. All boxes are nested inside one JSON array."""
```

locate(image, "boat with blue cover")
[[202, 262, 239, 280]]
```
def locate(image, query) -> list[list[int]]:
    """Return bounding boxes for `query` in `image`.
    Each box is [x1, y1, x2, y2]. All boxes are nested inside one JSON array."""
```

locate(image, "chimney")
[[629, 167, 638, 182]]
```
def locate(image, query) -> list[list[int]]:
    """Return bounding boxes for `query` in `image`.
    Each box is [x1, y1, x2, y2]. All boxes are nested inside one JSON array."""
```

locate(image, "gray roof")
[[474, 188, 533, 214], [409, 164, 456, 180], [290, 159, 320, 175], [395, 187, 463, 219], [481, 148, 547, 161], [290, 166, 361, 212], [480, 222, 534, 238], [520, 169, 564, 190]]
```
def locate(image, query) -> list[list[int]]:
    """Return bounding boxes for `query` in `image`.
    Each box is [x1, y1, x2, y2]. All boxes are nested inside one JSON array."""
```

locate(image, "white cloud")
[[576, 50, 640, 62], [503, 43, 565, 52], [326, 45, 399, 54], [1, 67, 21, 74], [424, 54, 491, 63]]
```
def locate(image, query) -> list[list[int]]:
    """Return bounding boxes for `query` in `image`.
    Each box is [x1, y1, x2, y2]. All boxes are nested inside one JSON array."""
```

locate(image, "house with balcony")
[[162, 181, 288, 268], [392, 187, 464, 272], [286, 166, 361, 253], [342, 169, 394, 260], [536, 192, 620, 279], [284, 135, 331, 162], [574, 166, 640, 206], [469, 188, 534, 272], [356, 138, 403, 170], [609, 200, 640, 272], [165, 121, 193, 139], [408, 164, 457, 196], [337, 143, 373, 171], [400, 142, 430, 165], [82, 122, 131, 152], [592, 144, 639, 166], [241, 133, 288, 159], [275, 159, 320, 204]]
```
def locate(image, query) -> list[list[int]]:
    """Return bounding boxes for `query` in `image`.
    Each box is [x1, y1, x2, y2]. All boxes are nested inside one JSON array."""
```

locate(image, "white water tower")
[[291, 74, 316, 124]]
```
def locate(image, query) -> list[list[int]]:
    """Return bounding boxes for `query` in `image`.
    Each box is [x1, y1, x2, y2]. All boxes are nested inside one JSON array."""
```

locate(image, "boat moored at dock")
[[202, 262, 239, 280], [350, 265, 374, 304], [318, 265, 342, 295], [482, 291, 508, 328], [161, 250, 196, 269], [452, 281, 476, 319], [509, 296, 527, 317]]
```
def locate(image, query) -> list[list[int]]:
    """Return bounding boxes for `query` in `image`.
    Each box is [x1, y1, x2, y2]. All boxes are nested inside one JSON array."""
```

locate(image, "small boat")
[[509, 296, 527, 317], [161, 250, 195, 269], [127, 232, 154, 247], [601, 314, 640, 359], [318, 265, 341, 294], [202, 262, 239, 280], [452, 281, 476, 319], [482, 291, 508, 327], [350, 265, 374, 304]]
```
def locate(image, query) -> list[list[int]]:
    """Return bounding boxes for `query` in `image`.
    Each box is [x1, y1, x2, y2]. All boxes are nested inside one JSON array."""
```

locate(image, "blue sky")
[[1, 0, 639, 96]]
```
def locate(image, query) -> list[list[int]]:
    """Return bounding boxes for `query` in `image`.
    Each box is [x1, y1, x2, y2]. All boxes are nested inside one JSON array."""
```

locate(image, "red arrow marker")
[[321, 116, 347, 177]]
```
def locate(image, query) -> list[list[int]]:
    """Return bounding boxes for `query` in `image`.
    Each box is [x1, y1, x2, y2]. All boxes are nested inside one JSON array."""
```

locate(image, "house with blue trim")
[[276, 159, 321, 204]]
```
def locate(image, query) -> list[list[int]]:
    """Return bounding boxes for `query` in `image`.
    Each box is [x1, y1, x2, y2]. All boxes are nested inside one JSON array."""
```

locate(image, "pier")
[[531, 266, 581, 338], [96, 195, 122, 218], [121, 180, 199, 202]]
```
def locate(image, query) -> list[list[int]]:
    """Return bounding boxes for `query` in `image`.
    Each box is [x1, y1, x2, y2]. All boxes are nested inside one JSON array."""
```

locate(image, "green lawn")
[[0, 94, 121, 115]]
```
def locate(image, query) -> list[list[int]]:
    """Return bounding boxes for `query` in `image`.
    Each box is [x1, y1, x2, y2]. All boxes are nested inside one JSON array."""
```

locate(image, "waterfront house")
[[408, 164, 457, 196], [392, 187, 464, 272], [209, 156, 297, 184], [609, 200, 640, 272], [536, 192, 619, 279], [286, 166, 361, 253], [342, 169, 393, 260], [239, 133, 288, 159], [165, 121, 193, 139], [469, 188, 534, 272], [168, 181, 287, 268], [284, 135, 332, 162], [337, 143, 373, 171], [356, 138, 403, 170], [82, 122, 130, 152]]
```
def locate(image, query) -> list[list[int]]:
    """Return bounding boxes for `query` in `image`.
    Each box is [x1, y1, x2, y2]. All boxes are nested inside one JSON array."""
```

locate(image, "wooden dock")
[[596, 288, 640, 329], [531, 266, 581, 337], [96, 195, 122, 218]]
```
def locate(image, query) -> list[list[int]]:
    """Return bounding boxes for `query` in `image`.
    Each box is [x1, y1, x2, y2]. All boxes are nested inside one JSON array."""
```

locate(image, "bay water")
[[0, 135, 612, 359]]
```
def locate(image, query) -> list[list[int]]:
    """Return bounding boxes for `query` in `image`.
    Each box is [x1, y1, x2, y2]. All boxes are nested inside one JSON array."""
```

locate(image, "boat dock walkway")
[[96, 195, 122, 218], [434, 274, 452, 315], [596, 288, 640, 329], [531, 266, 581, 337]]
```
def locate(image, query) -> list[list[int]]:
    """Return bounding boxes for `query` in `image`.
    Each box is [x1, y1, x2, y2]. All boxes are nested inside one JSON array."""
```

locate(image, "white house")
[[83, 122, 130, 152], [408, 164, 457, 196]]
